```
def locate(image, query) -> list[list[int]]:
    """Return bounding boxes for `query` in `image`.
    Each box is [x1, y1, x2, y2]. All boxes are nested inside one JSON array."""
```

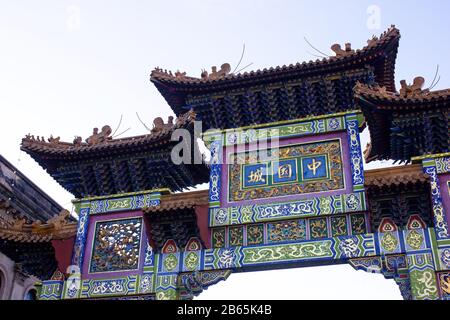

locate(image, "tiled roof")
[[151, 25, 400, 91], [0, 207, 77, 243], [0, 154, 63, 222], [143, 189, 209, 213], [364, 164, 429, 187], [149, 26, 400, 130], [355, 82, 450, 108], [20, 110, 210, 198], [356, 81, 450, 162], [21, 110, 197, 159]]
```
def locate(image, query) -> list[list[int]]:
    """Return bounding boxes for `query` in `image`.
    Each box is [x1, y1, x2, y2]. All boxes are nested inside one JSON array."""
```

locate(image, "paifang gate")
[[22, 26, 450, 300]]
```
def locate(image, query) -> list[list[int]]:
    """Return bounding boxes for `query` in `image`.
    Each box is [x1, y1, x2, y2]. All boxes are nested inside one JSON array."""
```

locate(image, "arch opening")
[[195, 264, 402, 300], [24, 288, 37, 301]]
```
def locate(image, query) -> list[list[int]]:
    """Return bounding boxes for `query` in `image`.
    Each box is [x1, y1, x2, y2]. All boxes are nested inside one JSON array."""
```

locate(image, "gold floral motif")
[[90, 218, 141, 273]]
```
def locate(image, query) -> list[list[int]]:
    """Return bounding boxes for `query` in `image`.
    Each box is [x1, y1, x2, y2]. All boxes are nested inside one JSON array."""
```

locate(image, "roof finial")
[[151, 116, 176, 133], [86, 125, 112, 145], [399, 76, 428, 98], [331, 43, 355, 57], [201, 63, 231, 80]]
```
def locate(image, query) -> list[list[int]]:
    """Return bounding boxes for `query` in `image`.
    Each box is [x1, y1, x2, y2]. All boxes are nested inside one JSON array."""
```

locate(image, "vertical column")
[[64, 202, 90, 299], [137, 242, 156, 296], [345, 113, 365, 192], [155, 240, 181, 300], [422, 159, 450, 240], [71, 204, 90, 269], [38, 271, 65, 300], [207, 133, 223, 209], [206, 132, 227, 229], [421, 158, 450, 299]]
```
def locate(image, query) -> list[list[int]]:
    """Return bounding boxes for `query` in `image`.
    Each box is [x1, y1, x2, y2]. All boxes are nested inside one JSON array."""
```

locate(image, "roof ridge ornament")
[[354, 81, 391, 96], [175, 70, 187, 78], [152, 115, 174, 133], [86, 125, 112, 145], [367, 35, 379, 47], [331, 43, 355, 57], [48, 135, 61, 145], [201, 63, 231, 80], [46, 209, 71, 230], [399, 76, 429, 98]]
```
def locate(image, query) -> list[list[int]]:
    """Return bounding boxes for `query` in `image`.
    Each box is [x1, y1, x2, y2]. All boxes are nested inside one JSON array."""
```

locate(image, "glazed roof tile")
[[364, 164, 429, 187], [151, 26, 400, 91], [0, 208, 77, 243], [143, 189, 209, 213], [355, 82, 450, 109], [21, 110, 197, 158]]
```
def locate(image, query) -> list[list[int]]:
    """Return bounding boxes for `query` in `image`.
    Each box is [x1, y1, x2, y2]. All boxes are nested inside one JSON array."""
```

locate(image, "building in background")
[[0, 154, 76, 300]]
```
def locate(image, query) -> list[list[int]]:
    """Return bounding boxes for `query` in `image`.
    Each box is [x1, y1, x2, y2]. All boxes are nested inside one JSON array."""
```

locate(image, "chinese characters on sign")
[[230, 140, 343, 202]]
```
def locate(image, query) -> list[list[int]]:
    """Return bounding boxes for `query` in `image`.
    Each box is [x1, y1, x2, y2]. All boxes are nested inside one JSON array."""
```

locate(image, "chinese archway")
[[21, 26, 450, 300]]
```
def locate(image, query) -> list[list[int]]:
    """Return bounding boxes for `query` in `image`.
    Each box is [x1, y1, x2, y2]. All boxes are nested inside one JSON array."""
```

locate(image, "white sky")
[[1, 0, 449, 299]]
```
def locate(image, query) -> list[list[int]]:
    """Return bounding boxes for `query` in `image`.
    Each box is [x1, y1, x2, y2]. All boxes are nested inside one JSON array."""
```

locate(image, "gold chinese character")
[[307, 158, 322, 176], [278, 164, 292, 179], [248, 168, 265, 183]]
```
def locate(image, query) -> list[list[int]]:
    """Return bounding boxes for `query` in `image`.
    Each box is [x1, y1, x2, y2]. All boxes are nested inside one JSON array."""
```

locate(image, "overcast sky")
[[1, 0, 449, 299]]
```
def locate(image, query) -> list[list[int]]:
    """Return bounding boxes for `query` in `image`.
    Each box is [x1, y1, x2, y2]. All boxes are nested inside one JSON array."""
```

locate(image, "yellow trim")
[[411, 152, 450, 161], [203, 110, 363, 138], [72, 188, 172, 204]]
